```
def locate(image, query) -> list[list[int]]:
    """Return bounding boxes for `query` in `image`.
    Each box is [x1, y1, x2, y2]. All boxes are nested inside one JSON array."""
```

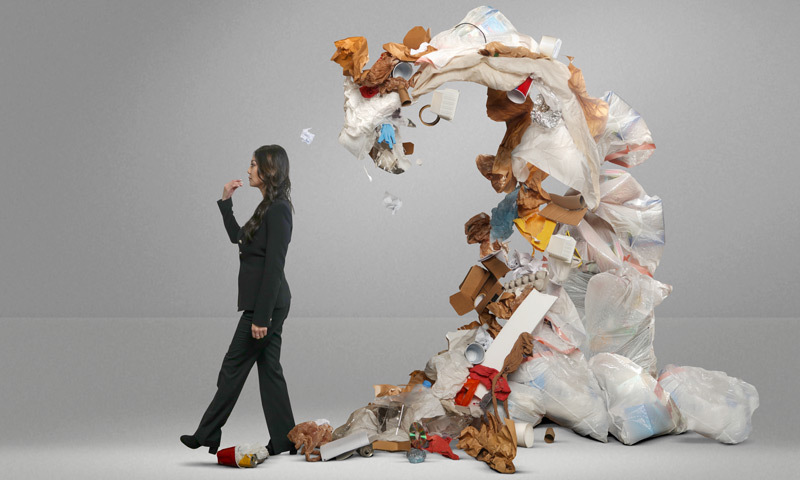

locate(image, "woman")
[[181, 144, 297, 457]]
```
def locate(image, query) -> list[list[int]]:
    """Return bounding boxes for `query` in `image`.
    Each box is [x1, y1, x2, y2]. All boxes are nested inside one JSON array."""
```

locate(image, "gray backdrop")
[[1, 2, 798, 478], [1, 0, 798, 319]]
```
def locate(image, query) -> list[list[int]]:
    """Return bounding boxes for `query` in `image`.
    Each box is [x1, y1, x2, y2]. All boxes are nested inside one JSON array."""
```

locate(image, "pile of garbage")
[[217, 6, 759, 474]]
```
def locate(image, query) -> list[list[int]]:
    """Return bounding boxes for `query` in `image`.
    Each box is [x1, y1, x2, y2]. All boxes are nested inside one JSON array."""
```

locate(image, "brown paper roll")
[[398, 87, 411, 107]]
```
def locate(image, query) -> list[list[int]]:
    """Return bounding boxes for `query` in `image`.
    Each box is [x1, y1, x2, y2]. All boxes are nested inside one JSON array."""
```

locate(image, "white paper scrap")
[[383, 191, 402, 215], [300, 128, 315, 145]]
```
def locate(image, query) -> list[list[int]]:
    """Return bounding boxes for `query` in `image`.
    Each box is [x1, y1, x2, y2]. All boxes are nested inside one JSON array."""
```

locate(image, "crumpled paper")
[[300, 128, 315, 145], [332, 36, 369, 79], [383, 191, 403, 214], [287, 420, 333, 462], [458, 413, 517, 474], [383, 26, 437, 62]]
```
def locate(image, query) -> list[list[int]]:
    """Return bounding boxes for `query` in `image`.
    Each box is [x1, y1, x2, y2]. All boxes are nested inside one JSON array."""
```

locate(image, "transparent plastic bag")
[[594, 170, 664, 274], [658, 364, 759, 444], [429, 6, 537, 53], [583, 264, 671, 375], [596, 91, 655, 168], [589, 353, 685, 445], [508, 342, 608, 441], [505, 380, 545, 426]]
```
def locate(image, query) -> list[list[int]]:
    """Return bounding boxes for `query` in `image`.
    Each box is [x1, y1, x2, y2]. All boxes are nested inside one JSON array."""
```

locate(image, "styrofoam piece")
[[515, 421, 535, 447], [431, 89, 459, 121], [474, 290, 558, 400], [320, 432, 371, 461], [545, 234, 576, 262]]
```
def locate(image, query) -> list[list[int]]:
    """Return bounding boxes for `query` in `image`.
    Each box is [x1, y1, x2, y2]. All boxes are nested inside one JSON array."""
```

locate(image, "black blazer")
[[217, 197, 292, 328]]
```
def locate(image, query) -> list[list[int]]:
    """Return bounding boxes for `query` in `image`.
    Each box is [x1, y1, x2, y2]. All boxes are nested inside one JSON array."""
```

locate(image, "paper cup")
[[465, 343, 485, 364], [507, 77, 534, 104], [515, 421, 535, 448], [392, 61, 414, 80]]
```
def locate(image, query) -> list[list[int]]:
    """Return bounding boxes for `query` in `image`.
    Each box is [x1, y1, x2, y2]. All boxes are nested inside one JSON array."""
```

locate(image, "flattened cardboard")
[[372, 440, 411, 452], [540, 193, 588, 226], [402, 142, 414, 155], [481, 256, 510, 280], [474, 280, 503, 313]]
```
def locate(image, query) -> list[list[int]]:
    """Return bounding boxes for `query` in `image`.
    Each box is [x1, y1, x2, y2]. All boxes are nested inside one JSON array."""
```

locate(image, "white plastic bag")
[[590, 353, 685, 445], [596, 91, 655, 168], [594, 170, 665, 274], [583, 264, 671, 375], [425, 329, 475, 400], [505, 380, 545, 426], [658, 364, 759, 444], [509, 342, 608, 441]]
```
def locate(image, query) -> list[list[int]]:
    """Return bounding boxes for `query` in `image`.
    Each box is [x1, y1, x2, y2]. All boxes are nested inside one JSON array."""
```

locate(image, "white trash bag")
[[589, 353, 685, 445], [509, 342, 608, 442], [658, 364, 759, 444]]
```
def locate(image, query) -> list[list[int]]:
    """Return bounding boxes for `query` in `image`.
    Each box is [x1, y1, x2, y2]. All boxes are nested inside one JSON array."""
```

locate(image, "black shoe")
[[266, 441, 298, 456], [180, 435, 200, 450], [181, 434, 219, 455]]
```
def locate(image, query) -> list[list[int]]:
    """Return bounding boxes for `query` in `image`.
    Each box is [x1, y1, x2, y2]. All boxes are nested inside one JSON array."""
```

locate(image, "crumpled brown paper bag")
[[458, 413, 517, 474], [287, 421, 333, 462], [331, 36, 369, 79]]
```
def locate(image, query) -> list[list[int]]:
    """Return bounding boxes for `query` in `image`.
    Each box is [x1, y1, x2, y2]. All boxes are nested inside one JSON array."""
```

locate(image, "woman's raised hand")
[[221, 179, 244, 201]]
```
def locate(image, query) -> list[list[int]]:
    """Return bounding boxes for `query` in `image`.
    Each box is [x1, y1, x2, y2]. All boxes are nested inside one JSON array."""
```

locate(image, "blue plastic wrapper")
[[490, 187, 519, 241]]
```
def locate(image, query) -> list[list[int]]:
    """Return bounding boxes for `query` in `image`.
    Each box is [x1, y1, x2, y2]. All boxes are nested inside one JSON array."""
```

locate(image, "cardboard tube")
[[398, 87, 411, 107], [515, 421, 535, 448], [418, 105, 440, 126], [544, 427, 555, 443]]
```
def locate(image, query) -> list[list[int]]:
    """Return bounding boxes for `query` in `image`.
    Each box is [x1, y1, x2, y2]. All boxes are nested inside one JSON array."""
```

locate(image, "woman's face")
[[248, 155, 263, 189]]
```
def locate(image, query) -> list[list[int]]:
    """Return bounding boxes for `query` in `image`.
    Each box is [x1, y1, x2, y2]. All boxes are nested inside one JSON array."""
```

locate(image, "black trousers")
[[193, 307, 296, 452]]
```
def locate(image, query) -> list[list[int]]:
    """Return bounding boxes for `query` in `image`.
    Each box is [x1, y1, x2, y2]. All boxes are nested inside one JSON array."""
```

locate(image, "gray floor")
[[0, 317, 797, 479]]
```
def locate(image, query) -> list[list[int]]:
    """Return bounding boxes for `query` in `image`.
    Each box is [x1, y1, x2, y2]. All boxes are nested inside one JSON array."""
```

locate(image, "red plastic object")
[[424, 434, 459, 460], [359, 85, 379, 98], [455, 378, 481, 406], [216, 446, 237, 467]]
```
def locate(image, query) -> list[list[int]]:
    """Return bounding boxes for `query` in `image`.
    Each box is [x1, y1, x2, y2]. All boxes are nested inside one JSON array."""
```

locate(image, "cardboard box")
[[481, 255, 511, 280], [450, 266, 491, 315], [372, 440, 411, 452]]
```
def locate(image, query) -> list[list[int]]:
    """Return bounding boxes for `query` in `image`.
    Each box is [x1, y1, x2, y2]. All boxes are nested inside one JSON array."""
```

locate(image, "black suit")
[[217, 196, 292, 328], [192, 196, 296, 453]]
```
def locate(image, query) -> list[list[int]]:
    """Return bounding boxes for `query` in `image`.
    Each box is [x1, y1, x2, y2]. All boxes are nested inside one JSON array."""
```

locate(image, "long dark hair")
[[242, 144, 293, 243]]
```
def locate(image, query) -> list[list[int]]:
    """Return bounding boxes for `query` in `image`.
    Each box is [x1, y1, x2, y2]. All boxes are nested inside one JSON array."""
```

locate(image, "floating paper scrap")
[[300, 128, 315, 145], [383, 191, 403, 215]]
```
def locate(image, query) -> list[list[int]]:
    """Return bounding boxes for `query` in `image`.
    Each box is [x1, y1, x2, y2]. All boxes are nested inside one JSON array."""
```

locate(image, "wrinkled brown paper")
[[487, 286, 535, 320], [458, 413, 517, 474], [479, 88, 535, 194], [566, 56, 609, 139], [383, 26, 437, 62], [465, 212, 502, 258], [479, 41, 548, 60], [517, 166, 550, 217], [287, 421, 333, 462], [331, 36, 369, 79]]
